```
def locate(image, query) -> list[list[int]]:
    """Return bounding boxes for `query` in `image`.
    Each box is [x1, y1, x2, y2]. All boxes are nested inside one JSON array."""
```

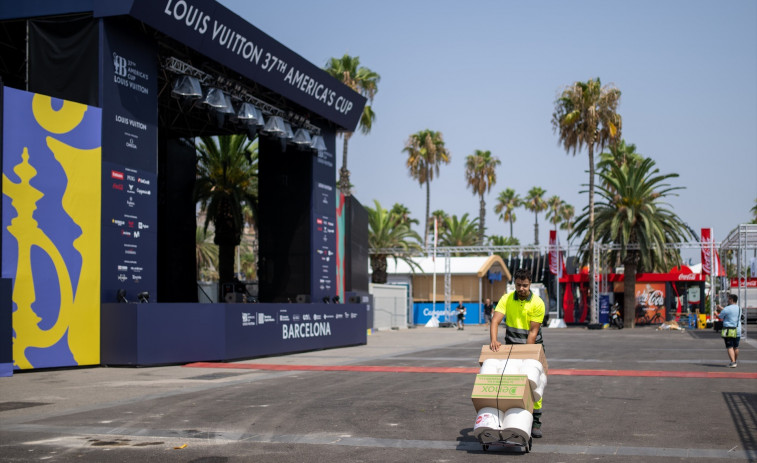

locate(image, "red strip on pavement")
[[184, 362, 757, 379]]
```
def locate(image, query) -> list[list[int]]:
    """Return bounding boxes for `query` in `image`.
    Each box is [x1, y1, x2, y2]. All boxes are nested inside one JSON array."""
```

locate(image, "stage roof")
[[0, 0, 366, 132]]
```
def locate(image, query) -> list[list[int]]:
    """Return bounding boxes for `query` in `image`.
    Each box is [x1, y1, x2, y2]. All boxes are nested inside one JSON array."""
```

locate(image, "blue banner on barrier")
[[225, 303, 366, 360], [599, 294, 611, 325], [413, 302, 482, 325], [101, 302, 367, 365]]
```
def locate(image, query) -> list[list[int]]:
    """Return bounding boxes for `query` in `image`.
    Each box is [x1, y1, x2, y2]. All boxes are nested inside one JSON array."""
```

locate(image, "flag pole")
[[432, 218, 437, 322]]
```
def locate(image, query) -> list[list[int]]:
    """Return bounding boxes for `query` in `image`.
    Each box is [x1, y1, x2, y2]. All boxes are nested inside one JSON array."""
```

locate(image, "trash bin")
[[697, 314, 707, 330]]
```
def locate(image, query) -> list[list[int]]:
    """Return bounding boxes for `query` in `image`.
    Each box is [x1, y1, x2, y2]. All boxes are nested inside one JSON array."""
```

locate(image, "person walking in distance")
[[483, 298, 494, 328], [716, 294, 742, 368], [455, 301, 466, 330], [489, 268, 546, 438]]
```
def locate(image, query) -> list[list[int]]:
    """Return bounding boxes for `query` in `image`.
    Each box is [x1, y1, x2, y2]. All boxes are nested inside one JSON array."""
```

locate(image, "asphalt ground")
[[0, 324, 756, 462]]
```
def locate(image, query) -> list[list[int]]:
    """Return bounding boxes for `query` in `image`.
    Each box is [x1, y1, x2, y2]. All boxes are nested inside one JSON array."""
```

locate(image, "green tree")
[[430, 209, 450, 242], [494, 188, 521, 239], [194, 135, 258, 284], [559, 203, 576, 251], [545, 195, 565, 232], [389, 203, 419, 227], [488, 234, 520, 259], [465, 149, 501, 245], [552, 77, 622, 322], [571, 157, 694, 328], [196, 226, 218, 281], [324, 54, 380, 196], [439, 213, 480, 250], [597, 139, 643, 175], [523, 187, 548, 245], [751, 198, 757, 224], [239, 251, 257, 281], [367, 200, 422, 284], [404, 130, 451, 247]]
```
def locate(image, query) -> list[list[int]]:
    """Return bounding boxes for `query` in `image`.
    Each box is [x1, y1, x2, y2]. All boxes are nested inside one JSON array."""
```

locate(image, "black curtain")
[[29, 15, 98, 105]]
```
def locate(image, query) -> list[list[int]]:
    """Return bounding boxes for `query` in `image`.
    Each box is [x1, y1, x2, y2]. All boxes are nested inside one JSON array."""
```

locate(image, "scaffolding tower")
[[719, 224, 757, 340]]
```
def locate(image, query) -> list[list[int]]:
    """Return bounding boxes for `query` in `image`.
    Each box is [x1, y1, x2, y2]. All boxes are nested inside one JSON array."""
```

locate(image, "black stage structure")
[[0, 0, 371, 368]]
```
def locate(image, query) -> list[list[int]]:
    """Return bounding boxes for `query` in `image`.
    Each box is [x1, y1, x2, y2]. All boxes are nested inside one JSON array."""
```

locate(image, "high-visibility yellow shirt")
[[494, 290, 545, 344]]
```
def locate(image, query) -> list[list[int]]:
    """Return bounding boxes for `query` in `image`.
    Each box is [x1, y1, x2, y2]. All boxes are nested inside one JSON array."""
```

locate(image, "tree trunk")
[[623, 252, 638, 328], [509, 219, 514, 239], [479, 195, 486, 245], [339, 132, 352, 196], [213, 200, 241, 284], [588, 144, 596, 323], [533, 213, 539, 245], [371, 255, 387, 284], [218, 243, 236, 284], [423, 165, 431, 248]]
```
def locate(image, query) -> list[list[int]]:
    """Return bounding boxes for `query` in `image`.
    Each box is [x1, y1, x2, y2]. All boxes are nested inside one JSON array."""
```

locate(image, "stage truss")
[[373, 227, 757, 334]]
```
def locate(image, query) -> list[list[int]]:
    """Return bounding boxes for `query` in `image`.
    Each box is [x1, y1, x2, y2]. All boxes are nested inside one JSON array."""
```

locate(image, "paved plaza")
[[0, 325, 755, 462]]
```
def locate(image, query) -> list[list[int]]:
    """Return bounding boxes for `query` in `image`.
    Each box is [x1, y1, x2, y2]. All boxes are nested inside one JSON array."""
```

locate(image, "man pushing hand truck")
[[489, 268, 546, 438]]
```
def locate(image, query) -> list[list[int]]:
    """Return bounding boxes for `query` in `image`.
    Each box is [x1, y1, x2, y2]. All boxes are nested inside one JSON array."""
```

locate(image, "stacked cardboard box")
[[478, 344, 549, 374], [471, 344, 548, 444]]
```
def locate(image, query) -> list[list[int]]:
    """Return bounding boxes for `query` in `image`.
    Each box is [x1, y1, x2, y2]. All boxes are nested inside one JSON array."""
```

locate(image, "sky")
[[220, 0, 757, 260]]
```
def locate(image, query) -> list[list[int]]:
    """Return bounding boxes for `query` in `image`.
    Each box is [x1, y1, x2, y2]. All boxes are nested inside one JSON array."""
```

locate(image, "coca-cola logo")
[[701, 239, 713, 273], [637, 289, 664, 307], [678, 274, 697, 280]]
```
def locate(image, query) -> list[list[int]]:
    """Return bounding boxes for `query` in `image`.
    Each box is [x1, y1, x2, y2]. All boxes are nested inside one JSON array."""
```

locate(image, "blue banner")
[[2, 87, 102, 369], [100, 18, 159, 303], [101, 302, 367, 365], [413, 302, 482, 325], [310, 131, 337, 303], [599, 294, 611, 325]]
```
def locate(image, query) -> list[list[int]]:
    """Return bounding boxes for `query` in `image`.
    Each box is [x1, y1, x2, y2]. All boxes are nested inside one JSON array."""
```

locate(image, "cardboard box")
[[470, 374, 534, 413], [478, 344, 548, 374]]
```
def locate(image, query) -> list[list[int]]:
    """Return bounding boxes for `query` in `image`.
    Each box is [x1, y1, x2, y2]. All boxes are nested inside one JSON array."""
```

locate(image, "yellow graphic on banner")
[[3, 94, 101, 369]]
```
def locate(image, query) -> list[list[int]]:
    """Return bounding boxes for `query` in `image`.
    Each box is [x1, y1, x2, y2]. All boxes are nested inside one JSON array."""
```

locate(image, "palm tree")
[[195, 226, 218, 281], [559, 203, 576, 252], [390, 203, 419, 227], [239, 251, 257, 281], [439, 213, 480, 250], [488, 234, 520, 259], [194, 135, 258, 284], [430, 209, 450, 242], [465, 149, 501, 245], [404, 130, 451, 247], [494, 188, 521, 239], [552, 77, 622, 322], [597, 139, 643, 176], [571, 157, 694, 328], [545, 195, 565, 232], [751, 197, 757, 224], [523, 187, 548, 245], [324, 54, 380, 196], [366, 200, 422, 283]]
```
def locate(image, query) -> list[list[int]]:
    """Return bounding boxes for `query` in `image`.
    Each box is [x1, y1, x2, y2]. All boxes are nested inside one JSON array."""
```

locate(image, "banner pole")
[[710, 231, 716, 322]]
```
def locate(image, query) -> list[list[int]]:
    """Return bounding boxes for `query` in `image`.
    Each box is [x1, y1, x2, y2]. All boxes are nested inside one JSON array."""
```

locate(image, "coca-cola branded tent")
[[559, 269, 706, 325]]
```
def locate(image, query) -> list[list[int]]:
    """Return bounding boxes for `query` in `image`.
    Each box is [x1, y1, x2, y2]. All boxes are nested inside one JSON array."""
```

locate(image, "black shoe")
[[531, 427, 542, 438]]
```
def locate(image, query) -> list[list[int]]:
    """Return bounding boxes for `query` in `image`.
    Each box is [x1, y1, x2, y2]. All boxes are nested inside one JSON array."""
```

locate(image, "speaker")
[[157, 136, 197, 302], [296, 294, 311, 303]]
